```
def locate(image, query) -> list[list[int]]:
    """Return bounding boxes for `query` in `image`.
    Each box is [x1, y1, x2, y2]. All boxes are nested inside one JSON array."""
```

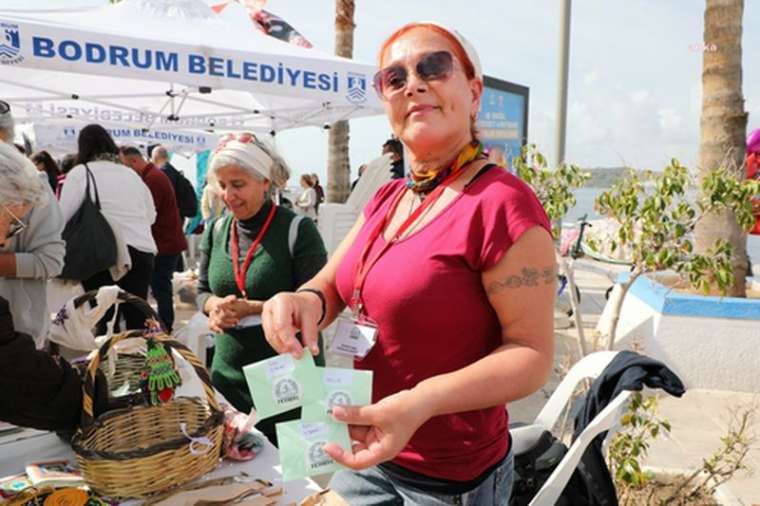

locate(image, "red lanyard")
[[231, 203, 277, 299], [350, 169, 467, 315]]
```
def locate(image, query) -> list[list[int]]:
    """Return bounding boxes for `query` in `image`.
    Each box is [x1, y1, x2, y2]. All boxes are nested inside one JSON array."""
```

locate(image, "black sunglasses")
[[373, 51, 455, 99], [0, 101, 9, 115]]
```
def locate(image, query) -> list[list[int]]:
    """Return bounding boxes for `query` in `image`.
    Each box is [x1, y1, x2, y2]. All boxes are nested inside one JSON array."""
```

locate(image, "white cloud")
[[584, 67, 600, 85], [629, 90, 650, 105], [658, 108, 682, 133]]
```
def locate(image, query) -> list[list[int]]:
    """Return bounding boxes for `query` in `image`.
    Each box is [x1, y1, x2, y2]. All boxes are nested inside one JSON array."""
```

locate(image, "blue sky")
[[5, 0, 760, 184]]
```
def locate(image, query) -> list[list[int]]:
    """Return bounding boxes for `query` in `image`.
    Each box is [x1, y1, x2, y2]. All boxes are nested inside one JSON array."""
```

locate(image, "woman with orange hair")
[[262, 23, 555, 504]]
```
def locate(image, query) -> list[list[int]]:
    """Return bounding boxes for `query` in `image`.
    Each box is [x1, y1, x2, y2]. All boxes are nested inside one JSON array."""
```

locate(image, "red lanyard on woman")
[[231, 203, 277, 299], [350, 169, 468, 316]]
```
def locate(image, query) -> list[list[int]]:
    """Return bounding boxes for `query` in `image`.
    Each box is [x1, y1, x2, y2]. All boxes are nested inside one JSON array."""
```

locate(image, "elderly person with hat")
[[0, 102, 65, 346], [262, 23, 555, 503], [196, 133, 327, 445]]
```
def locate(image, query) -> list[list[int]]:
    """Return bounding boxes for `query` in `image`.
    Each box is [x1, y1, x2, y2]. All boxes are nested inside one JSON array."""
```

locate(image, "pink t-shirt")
[[335, 167, 551, 481]]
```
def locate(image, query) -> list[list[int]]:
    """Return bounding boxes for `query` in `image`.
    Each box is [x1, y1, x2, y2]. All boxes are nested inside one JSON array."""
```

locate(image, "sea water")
[[566, 187, 760, 266]]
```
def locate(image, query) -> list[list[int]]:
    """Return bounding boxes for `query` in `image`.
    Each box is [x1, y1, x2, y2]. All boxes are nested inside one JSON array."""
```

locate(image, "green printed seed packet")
[[242, 350, 324, 421], [301, 367, 373, 422], [276, 419, 351, 481]]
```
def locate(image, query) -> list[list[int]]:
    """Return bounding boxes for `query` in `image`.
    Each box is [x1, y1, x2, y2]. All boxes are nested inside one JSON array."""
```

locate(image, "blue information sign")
[[477, 76, 529, 170]]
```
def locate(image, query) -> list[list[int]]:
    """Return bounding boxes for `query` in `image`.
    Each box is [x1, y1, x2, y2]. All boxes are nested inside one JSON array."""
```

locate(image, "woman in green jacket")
[[196, 133, 327, 445]]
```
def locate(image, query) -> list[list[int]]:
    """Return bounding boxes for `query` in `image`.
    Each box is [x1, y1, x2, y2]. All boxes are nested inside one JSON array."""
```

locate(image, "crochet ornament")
[[140, 338, 182, 406]]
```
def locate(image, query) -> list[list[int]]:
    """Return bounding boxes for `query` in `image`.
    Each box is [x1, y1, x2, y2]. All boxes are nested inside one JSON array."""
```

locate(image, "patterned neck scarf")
[[406, 141, 485, 194]]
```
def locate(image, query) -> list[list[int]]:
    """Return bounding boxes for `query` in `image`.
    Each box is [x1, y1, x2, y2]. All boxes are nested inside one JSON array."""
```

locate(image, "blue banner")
[[478, 83, 527, 170]]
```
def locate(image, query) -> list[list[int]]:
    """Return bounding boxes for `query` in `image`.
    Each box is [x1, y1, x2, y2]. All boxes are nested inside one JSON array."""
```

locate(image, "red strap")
[[231, 203, 277, 299], [351, 169, 467, 314]]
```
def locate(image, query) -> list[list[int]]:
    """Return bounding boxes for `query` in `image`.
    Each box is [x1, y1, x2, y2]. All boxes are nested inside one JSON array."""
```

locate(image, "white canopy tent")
[[0, 0, 382, 134]]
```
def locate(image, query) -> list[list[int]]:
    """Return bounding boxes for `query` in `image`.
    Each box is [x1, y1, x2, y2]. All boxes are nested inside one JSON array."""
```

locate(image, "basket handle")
[[73, 289, 166, 331], [81, 329, 220, 429]]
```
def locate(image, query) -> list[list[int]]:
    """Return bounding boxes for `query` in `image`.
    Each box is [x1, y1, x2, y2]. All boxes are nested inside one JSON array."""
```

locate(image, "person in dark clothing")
[[350, 164, 367, 192], [152, 145, 184, 197], [31, 150, 60, 192], [55, 153, 78, 198], [382, 137, 405, 179], [0, 296, 108, 431], [120, 146, 187, 332], [311, 173, 325, 211]]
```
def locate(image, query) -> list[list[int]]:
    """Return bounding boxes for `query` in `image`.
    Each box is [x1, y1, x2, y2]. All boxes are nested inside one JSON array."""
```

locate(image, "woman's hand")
[[206, 295, 239, 332], [261, 292, 322, 358], [322, 389, 432, 470], [205, 295, 261, 332]]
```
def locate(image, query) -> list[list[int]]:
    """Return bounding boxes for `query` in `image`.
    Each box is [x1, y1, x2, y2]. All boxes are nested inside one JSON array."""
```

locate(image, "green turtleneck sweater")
[[197, 201, 326, 442]]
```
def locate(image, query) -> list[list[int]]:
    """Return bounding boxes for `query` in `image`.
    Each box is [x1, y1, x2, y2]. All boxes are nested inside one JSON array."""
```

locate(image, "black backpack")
[[59, 165, 117, 281], [165, 165, 198, 218], [510, 429, 610, 506]]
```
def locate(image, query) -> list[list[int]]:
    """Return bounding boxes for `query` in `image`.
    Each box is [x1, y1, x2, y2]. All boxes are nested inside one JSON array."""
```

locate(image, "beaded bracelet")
[[297, 288, 327, 325]]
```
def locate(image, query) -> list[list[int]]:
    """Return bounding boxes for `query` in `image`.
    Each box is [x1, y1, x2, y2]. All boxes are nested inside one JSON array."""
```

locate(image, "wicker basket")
[[72, 291, 161, 400], [71, 293, 224, 499]]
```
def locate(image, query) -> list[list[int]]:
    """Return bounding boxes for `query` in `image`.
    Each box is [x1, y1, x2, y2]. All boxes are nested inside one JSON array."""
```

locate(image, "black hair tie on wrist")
[[297, 288, 326, 326]]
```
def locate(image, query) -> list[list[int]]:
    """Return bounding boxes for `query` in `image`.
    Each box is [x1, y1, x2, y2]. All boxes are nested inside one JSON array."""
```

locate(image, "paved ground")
[[170, 259, 760, 504]]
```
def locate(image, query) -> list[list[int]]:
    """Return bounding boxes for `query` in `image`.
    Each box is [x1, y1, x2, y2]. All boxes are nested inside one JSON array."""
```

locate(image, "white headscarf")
[[210, 139, 274, 181], [208, 134, 290, 188]]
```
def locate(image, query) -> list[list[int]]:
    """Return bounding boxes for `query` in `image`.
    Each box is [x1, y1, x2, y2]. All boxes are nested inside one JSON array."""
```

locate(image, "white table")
[[0, 428, 321, 504]]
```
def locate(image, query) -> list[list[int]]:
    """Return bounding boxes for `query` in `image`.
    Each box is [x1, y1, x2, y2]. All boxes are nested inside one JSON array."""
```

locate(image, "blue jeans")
[[328, 449, 513, 506]]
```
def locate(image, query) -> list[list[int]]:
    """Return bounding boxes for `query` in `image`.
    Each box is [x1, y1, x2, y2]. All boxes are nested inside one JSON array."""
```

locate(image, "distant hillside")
[[583, 167, 648, 188]]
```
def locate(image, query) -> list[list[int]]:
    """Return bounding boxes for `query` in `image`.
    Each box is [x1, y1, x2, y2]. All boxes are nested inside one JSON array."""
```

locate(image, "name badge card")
[[328, 317, 378, 359]]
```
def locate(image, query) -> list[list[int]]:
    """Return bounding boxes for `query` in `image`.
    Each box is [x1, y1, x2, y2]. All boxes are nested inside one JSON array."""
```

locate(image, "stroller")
[[508, 351, 685, 506]]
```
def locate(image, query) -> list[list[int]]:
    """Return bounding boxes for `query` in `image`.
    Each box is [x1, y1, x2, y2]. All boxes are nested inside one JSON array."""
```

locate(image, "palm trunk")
[[326, 0, 355, 203], [694, 0, 748, 296]]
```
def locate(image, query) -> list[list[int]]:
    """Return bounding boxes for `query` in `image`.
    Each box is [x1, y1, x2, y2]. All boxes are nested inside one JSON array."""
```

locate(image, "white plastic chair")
[[510, 351, 633, 506]]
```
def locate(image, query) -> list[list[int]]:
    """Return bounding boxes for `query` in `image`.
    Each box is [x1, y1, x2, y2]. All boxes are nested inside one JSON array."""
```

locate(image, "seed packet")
[[242, 350, 324, 421], [301, 367, 373, 422], [275, 419, 351, 481]]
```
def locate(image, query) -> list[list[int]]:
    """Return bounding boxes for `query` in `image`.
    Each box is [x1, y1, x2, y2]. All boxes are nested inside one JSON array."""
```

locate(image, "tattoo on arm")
[[486, 266, 556, 294]]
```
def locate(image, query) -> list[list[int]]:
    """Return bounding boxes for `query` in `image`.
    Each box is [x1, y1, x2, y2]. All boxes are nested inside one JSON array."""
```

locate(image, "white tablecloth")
[[0, 429, 321, 504]]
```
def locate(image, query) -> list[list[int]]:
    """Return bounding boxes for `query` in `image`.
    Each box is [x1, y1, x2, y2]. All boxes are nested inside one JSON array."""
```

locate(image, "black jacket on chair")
[[0, 296, 107, 432], [570, 351, 686, 506]]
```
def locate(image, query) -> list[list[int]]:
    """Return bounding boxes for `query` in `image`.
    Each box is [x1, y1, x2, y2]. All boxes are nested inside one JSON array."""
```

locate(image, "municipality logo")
[[0, 23, 23, 64], [346, 72, 367, 104]]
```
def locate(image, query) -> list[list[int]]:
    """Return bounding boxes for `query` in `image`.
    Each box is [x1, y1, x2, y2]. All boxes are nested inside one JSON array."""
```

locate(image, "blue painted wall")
[[618, 272, 760, 321]]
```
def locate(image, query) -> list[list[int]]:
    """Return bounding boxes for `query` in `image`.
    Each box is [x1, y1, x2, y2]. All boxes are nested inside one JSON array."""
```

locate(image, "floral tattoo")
[[486, 266, 556, 294]]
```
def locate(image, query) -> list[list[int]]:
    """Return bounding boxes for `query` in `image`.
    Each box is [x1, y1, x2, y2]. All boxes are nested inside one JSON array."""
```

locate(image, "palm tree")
[[326, 0, 355, 203], [695, 0, 748, 296]]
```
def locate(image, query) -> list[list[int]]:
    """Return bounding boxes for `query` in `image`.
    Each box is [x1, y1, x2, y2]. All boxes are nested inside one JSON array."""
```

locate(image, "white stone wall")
[[600, 285, 760, 392]]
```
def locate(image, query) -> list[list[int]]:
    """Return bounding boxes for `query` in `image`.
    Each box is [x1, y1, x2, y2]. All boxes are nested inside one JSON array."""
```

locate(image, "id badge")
[[328, 317, 378, 359]]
